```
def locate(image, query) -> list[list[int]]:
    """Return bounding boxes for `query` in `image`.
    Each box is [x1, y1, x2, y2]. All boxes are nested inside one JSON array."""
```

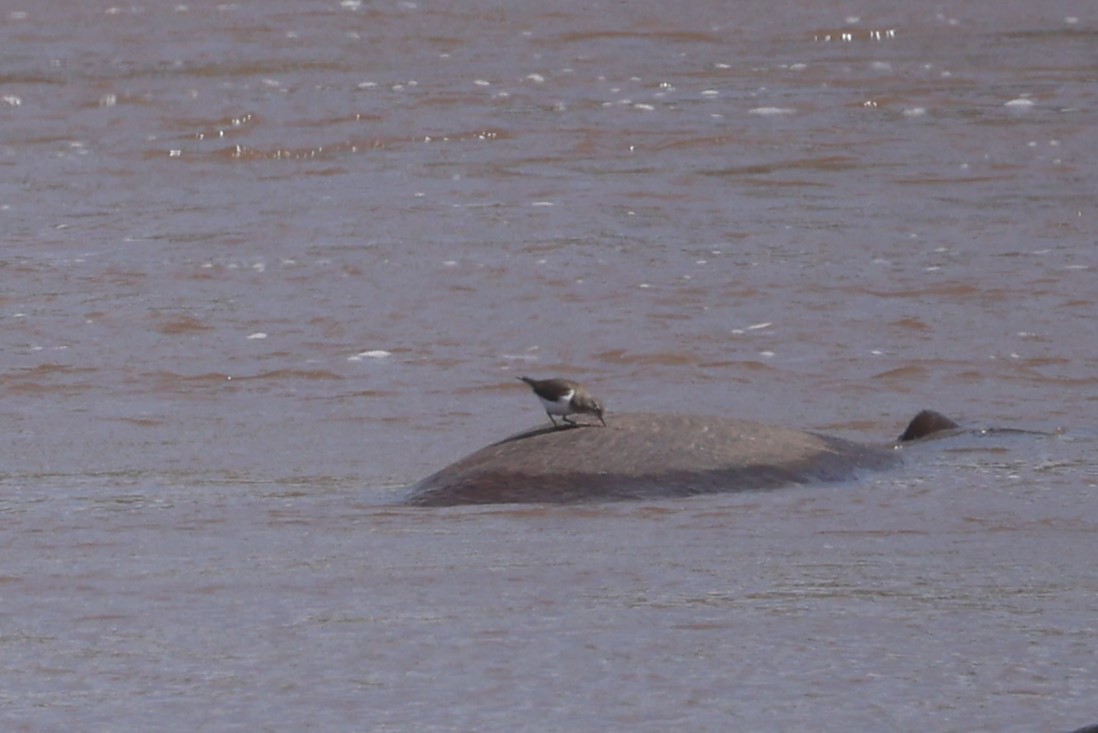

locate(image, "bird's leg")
[[547, 413, 559, 427], [561, 415, 576, 426]]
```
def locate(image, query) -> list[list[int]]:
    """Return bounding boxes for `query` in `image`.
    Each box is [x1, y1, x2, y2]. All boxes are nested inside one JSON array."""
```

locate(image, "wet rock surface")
[[405, 412, 903, 506]]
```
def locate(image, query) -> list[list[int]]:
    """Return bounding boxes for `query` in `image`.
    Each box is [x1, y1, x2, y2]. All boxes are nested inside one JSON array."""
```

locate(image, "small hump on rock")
[[898, 409, 959, 442]]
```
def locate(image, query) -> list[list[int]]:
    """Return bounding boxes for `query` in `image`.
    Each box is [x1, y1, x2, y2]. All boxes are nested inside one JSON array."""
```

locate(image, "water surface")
[[1, 1, 1096, 730]]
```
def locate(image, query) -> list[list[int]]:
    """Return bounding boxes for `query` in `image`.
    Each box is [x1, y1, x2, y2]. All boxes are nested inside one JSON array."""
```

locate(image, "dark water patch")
[[154, 315, 213, 335], [701, 155, 864, 177], [554, 30, 724, 45]]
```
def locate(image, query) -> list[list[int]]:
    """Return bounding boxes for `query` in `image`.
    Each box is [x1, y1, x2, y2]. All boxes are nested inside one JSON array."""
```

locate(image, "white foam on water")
[[349, 350, 391, 361]]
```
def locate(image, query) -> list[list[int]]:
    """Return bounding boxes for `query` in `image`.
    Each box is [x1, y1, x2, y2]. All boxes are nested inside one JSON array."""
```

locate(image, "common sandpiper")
[[518, 376, 606, 428]]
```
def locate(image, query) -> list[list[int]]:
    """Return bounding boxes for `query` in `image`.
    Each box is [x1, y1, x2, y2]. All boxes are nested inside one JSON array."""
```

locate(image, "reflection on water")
[[1, 0, 1096, 730]]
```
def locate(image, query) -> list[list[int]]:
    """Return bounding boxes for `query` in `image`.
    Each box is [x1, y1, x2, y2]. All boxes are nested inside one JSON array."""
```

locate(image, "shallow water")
[[2, 1, 1096, 730]]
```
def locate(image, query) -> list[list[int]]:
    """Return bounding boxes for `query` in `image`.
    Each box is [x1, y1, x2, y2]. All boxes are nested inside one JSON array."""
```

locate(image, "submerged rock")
[[404, 410, 950, 507]]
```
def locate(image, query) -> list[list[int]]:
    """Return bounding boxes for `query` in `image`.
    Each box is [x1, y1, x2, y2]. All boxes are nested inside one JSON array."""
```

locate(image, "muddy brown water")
[[2, 1, 1096, 731]]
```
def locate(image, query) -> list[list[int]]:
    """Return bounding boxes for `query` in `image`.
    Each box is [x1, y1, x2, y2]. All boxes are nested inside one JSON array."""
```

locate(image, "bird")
[[517, 376, 606, 428]]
